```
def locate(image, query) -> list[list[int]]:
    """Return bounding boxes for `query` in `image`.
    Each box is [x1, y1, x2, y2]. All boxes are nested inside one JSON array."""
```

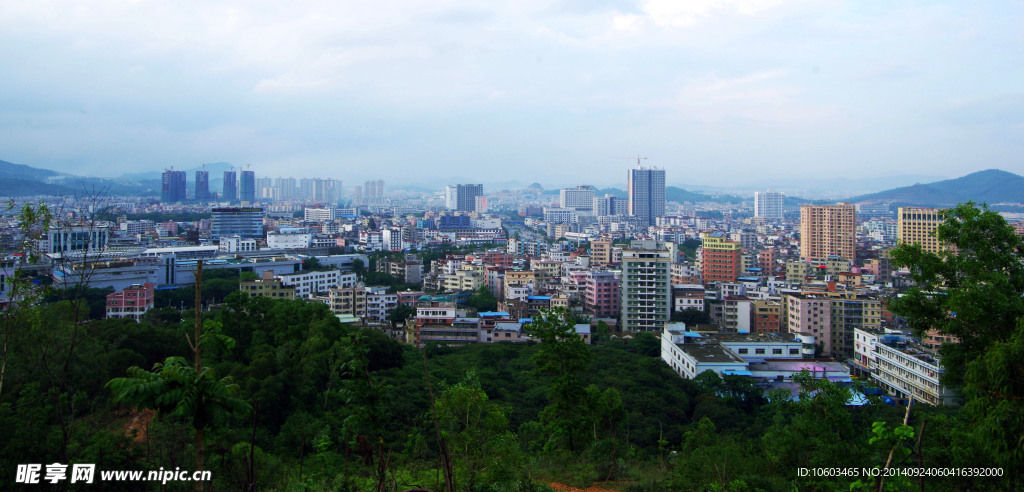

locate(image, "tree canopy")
[[888, 202, 1024, 387]]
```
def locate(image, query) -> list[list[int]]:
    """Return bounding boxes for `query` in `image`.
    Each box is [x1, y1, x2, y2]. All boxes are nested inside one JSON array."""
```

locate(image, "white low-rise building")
[[661, 324, 833, 382], [661, 326, 747, 379], [277, 269, 356, 298], [365, 286, 398, 325], [854, 328, 957, 406], [220, 236, 258, 253], [268, 232, 312, 250]]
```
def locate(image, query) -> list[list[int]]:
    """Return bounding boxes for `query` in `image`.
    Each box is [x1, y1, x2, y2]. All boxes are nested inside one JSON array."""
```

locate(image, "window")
[[738, 348, 748, 354], [755, 348, 765, 355], [772, 348, 782, 355]]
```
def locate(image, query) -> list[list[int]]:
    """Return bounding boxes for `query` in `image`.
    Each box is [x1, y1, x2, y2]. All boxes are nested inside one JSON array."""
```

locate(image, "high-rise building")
[[195, 171, 210, 202], [559, 185, 596, 213], [211, 207, 265, 239], [701, 232, 742, 284], [628, 167, 666, 227], [240, 170, 256, 203], [754, 191, 785, 220], [800, 203, 856, 261], [594, 194, 628, 217], [313, 179, 340, 203], [223, 171, 238, 202], [275, 177, 297, 199], [897, 207, 946, 254], [364, 179, 385, 198], [161, 170, 186, 203], [620, 240, 672, 332], [299, 178, 315, 200], [445, 184, 484, 212]]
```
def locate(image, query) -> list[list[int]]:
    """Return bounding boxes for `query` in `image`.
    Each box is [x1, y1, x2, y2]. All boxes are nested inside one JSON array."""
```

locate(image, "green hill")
[[850, 169, 1024, 206], [0, 177, 77, 197], [0, 159, 61, 182]]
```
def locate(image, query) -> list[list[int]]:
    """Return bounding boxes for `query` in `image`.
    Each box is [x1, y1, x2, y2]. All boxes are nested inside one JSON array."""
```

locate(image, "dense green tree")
[[530, 308, 593, 452], [960, 323, 1024, 487], [350, 258, 366, 277], [108, 354, 252, 478], [670, 307, 711, 325], [887, 202, 1024, 487], [632, 331, 661, 357], [888, 202, 1024, 387], [466, 285, 498, 313], [302, 256, 333, 272], [388, 304, 416, 325], [435, 371, 516, 489]]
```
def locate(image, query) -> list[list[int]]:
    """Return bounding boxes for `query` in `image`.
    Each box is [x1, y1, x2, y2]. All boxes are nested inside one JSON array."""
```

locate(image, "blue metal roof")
[[722, 369, 753, 376]]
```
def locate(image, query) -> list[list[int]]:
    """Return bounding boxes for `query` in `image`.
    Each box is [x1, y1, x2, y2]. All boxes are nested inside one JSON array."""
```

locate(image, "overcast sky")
[[1, 1, 1022, 188]]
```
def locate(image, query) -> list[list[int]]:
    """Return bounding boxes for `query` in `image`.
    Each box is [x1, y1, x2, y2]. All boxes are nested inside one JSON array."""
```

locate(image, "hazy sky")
[[1, 1, 1022, 188]]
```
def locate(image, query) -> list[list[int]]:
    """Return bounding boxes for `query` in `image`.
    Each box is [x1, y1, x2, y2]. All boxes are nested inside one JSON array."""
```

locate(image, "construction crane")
[[615, 155, 648, 167]]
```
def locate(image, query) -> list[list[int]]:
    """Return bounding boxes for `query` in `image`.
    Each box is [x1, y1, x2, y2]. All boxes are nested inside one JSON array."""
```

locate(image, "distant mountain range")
[[119, 162, 233, 182], [2, 158, 1023, 207], [848, 169, 1024, 206], [594, 186, 748, 204], [733, 174, 948, 197], [0, 159, 160, 197], [0, 160, 239, 198]]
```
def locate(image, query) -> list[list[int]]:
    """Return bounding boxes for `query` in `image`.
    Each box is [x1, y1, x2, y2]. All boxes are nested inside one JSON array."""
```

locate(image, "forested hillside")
[[0, 288, 1005, 491]]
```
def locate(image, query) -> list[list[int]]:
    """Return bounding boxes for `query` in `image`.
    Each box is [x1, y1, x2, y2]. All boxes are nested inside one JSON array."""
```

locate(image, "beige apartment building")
[[591, 238, 613, 267], [897, 207, 946, 254], [800, 203, 856, 261]]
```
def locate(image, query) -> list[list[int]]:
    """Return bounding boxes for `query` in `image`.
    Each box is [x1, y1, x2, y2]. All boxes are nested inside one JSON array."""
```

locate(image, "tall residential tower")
[[239, 170, 256, 203], [754, 191, 784, 220], [620, 240, 672, 332], [800, 203, 856, 261], [628, 167, 665, 227], [223, 171, 238, 202], [194, 170, 210, 202], [445, 184, 484, 212], [161, 170, 186, 203]]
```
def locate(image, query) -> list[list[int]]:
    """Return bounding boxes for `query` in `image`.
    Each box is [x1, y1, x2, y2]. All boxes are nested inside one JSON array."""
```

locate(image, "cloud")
[[640, 0, 783, 27], [0, 1, 1022, 184]]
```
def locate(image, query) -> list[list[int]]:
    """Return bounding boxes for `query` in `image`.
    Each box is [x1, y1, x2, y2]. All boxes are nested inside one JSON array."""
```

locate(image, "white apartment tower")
[[445, 184, 484, 212], [559, 185, 596, 213], [754, 191, 785, 220]]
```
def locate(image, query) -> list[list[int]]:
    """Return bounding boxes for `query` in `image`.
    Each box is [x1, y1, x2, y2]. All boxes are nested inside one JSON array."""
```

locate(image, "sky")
[[1, 1, 1022, 189]]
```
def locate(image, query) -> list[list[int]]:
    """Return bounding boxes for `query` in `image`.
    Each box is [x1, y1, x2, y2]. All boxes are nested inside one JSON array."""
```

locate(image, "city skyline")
[[1, 2, 1022, 186]]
